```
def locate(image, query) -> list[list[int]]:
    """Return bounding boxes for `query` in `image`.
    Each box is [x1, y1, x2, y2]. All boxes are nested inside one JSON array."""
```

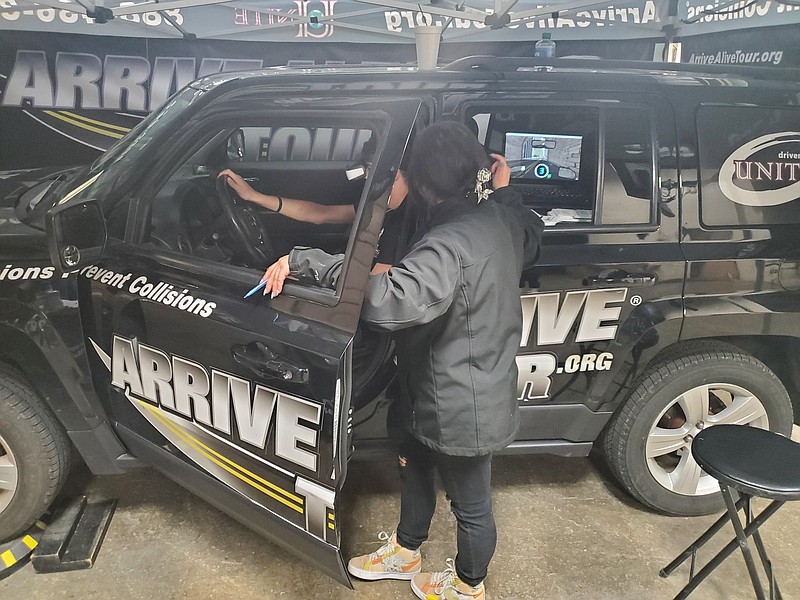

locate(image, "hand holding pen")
[[261, 255, 292, 298], [243, 255, 292, 299], [243, 279, 268, 298]]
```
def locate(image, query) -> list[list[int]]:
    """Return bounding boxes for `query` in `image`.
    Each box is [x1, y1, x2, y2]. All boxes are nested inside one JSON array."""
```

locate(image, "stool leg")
[[751, 532, 782, 600], [667, 496, 783, 600], [747, 498, 785, 600], [721, 485, 767, 600], [660, 494, 747, 578]]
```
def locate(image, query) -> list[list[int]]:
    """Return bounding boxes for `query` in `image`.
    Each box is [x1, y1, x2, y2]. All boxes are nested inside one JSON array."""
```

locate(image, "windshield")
[[56, 85, 206, 207]]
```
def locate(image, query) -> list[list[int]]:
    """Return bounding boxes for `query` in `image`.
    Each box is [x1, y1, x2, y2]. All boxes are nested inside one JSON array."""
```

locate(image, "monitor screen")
[[504, 132, 583, 182]]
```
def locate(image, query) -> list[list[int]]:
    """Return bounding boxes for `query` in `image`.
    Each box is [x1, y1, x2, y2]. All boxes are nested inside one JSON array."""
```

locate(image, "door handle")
[[231, 342, 309, 383], [583, 273, 657, 287]]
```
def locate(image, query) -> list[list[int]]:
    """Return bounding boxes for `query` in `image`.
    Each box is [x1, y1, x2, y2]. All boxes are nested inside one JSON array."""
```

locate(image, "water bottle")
[[534, 32, 556, 60]]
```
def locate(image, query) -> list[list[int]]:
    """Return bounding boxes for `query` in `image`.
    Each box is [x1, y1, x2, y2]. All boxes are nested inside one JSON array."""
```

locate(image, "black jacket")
[[289, 186, 543, 456]]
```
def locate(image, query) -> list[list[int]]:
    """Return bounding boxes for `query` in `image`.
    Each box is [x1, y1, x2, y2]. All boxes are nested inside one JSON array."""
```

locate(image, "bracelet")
[[274, 196, 283, 213]]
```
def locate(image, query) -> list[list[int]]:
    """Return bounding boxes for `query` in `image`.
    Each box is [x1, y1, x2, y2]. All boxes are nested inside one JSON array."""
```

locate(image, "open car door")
[[47, 93, 422, 586]]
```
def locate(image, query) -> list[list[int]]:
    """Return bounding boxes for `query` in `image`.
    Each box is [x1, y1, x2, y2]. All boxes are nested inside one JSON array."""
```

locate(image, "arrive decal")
[[516, 288, 625, 401], [90, 334, 339, 544], [719, 131, 800, 207], [1, 50, 268, 113]]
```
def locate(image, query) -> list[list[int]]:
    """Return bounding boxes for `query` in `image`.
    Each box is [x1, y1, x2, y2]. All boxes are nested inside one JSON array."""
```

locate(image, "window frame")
[[695, 103, 800, 230], [122, 107, 396, 307], [458, 99, 660, 234]]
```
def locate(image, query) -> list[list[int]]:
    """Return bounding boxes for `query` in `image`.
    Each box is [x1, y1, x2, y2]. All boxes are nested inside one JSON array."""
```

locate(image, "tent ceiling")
[[1, 0, 798, 42]]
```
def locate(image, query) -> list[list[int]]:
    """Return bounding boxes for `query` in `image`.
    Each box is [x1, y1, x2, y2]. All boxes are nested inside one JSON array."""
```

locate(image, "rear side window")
[[599, 108, 654, 226], [696, 105, 800, 228], [469, 104, 655, 228]]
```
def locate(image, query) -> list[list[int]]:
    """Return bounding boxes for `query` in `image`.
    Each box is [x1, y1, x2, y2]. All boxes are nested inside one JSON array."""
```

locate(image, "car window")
[[696, 105, 800, 228], [139, 119, 373, 271], [599, 107, 654, 226], [469, 104, 655, 229]]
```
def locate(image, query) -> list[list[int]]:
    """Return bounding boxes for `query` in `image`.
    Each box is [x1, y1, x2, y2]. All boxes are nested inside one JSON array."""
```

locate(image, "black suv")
[[1, 57, 799, 585]]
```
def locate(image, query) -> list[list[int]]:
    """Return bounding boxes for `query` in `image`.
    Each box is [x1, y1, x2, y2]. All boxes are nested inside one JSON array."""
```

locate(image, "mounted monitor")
[[504, 132, 583, 182]]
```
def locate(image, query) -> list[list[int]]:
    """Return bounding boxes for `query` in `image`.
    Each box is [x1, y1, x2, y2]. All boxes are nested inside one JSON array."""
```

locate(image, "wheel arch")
[[587, 305, 683, 414], [647, 335, 800, 423], [0, 305, 130, 475]]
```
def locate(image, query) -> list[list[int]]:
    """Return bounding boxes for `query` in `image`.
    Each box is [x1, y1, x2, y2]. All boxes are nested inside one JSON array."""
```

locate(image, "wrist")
[[243, 190, 260, 204]]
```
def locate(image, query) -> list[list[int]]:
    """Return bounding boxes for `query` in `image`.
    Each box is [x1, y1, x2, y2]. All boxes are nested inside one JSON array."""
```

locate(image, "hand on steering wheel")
[[214, 175, 275, 266]]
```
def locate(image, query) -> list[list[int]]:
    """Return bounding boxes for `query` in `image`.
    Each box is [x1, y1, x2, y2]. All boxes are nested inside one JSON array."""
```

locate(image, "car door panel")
[[74, 97, 421, 586]]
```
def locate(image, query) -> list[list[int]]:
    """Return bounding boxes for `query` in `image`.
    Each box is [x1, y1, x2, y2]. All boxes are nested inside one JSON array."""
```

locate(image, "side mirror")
[[46, 199, 107, 273]]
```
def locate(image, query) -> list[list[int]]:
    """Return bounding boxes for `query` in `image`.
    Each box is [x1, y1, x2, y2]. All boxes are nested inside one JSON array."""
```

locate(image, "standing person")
[[261, 122, 543, 600]]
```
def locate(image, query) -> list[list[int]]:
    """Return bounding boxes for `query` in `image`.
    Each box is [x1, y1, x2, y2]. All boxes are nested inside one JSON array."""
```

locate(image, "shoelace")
[[369, 531, 395, 560], [430, 558, 458, 595]]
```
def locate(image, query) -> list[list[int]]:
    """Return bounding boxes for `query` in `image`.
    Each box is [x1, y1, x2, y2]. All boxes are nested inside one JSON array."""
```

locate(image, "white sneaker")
[[347, 531, 422, 581], [411, 558, 486, 599]]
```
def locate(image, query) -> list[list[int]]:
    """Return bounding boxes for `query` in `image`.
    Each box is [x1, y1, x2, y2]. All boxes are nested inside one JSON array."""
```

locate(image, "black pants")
[[395, 435, 496, 587]]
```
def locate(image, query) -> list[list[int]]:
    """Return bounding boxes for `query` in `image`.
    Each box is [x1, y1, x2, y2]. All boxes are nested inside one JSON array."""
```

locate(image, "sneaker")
[[347, 531, 422, 581], [411, 558, 486, 600]]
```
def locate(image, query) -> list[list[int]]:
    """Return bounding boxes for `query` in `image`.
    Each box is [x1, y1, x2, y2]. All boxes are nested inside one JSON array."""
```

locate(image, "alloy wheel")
[[0, 431, 19, 514], [645, 383, 769, 497]]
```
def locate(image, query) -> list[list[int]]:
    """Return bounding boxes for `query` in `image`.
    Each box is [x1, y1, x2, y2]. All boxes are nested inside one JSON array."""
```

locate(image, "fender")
[[585, 297, 685, 413], [0, 296, 132, 474]]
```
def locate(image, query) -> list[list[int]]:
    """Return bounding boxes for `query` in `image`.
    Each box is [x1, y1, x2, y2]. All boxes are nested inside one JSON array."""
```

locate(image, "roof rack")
[[440, 55, 800, 82]]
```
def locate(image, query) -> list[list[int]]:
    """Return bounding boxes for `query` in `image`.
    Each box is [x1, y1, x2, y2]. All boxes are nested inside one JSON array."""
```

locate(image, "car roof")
[[188, 56, 800, 95]]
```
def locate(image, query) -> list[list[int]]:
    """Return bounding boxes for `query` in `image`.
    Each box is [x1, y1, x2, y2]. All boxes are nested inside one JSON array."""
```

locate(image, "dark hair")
[[406, 122, 489, 208]]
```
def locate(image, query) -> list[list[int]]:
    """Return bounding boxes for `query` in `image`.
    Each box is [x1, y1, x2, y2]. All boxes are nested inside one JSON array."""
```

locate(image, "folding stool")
[[660, 424, 800, 600]]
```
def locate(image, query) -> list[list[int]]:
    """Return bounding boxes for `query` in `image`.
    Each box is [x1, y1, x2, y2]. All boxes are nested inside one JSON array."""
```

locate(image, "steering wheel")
[[214, 175, 275, 267]]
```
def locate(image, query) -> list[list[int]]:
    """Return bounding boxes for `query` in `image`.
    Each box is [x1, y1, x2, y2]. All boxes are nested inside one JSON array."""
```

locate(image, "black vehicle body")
[[1, 57, 800, 586]]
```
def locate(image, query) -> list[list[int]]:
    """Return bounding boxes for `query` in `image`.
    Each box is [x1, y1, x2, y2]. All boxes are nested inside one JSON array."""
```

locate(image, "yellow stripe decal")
[[328, 523, 335, 530], [141, 403, 304, 513], [21, 535, 38, 550], [59, 110, 132, 133], [142, 403, 303, 505], [43, 110, 125, 139], [328, 513, 335, 521], [1, 550, 15, 568]]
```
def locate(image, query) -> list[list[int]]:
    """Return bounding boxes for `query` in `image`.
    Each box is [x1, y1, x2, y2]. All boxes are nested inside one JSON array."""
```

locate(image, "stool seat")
[[692, 425, 800, 501]]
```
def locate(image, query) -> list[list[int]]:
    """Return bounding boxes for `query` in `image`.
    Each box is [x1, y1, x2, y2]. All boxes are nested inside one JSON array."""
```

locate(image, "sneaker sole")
[[348, 564, 420, 581]]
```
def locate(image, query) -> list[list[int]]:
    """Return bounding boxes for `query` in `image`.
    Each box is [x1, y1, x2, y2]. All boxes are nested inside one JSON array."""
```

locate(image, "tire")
[[0, 366, 71, 541], [603, 347, 794, 516]]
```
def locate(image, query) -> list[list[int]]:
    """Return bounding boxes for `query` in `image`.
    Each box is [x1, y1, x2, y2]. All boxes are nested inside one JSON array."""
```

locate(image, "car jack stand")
[[31, 496, 117, 573]]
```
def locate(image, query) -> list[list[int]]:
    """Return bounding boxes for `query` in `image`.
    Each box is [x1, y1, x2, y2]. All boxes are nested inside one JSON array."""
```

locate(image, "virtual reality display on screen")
[[504, 133, 582, 182]]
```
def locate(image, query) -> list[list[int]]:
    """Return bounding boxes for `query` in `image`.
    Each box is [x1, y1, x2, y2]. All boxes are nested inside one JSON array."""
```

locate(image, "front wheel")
[[603, 347, 794, 516], [0, 366, 71, 541]]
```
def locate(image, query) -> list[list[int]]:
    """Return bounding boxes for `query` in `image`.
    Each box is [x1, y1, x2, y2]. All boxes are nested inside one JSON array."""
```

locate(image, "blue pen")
[[243, 279, 267, 299]]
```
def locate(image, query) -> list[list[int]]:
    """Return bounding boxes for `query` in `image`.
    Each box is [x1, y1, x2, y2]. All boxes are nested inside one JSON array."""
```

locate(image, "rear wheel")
[[604, 347, 794, 516], [0, 366, 70, 541]]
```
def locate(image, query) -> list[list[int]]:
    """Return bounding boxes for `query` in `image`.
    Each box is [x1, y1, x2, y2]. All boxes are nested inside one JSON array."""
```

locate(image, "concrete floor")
[[2, 448, 799, 600]]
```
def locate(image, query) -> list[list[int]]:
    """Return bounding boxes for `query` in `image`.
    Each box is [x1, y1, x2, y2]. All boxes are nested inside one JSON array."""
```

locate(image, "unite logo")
[[720, 132, 800, 207]]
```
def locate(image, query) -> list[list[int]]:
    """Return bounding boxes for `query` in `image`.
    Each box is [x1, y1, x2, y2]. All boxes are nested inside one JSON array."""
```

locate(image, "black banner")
[[680, 23, 800, 68], [0, 30, 656, 170], [1, 26, 795, 172]]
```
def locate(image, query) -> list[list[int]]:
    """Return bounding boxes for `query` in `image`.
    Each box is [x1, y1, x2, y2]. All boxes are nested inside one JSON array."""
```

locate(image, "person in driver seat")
[[218, 136, 410, 273]]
